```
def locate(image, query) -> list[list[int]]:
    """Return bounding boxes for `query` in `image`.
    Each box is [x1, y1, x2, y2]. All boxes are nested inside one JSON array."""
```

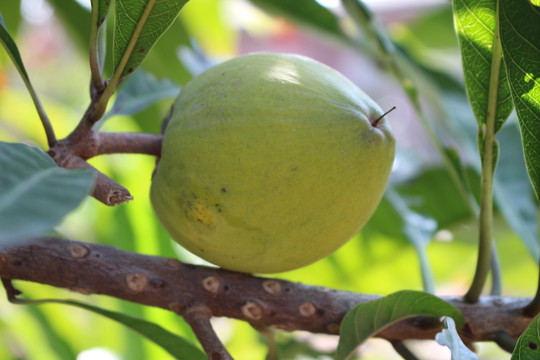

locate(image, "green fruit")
[[151, 52, 395, 273]]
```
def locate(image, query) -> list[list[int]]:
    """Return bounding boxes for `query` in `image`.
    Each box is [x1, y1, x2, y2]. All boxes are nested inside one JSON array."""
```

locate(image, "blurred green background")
[[0, 0, 538, 359]]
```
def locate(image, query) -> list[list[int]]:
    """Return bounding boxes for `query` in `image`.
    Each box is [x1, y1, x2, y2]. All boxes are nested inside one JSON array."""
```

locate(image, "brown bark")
[[0, 237, 533, 346]]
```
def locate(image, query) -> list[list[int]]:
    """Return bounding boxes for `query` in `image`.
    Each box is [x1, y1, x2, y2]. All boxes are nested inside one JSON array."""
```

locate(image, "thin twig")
[[182, 305, 233, 360], [60, 155, 133, 206], [96, 132, 162, 157]]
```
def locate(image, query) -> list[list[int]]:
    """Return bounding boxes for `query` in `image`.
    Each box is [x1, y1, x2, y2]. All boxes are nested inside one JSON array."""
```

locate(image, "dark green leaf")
[[0, 142, 94, 242], [15, 298, 206, 360], [336, 290, 464, 360], [452, 0, 513, 133], [511, 311, 540, 359], [99, 70, 180, 124], [113, 0, 189, 78], [435, 317, 479, 360], [499, 0, 540, 200]]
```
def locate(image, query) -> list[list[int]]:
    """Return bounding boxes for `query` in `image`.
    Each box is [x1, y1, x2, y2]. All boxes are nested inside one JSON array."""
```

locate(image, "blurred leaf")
[[0, 1, 21, 39], [494, 123, 540, 260], [26, 306, 77, 360], [435, 317, 479, 360], [99, 70, 180, 124], [16, 299, 206, 360], [381, 188, 437, 293], [499, 0, 540, 200], [452, 0, 513, 134], [248, 0, 345, 40], [511, 311, 540, 359], [336, 290, 464, 360], [394, 167, 477, 227], [180, 0, 236, 56], [397, 38, 540, 261], [113, 0, 189, 78], [0, 10, 54, 143], [141, 18, 194, 85], [401, 5, 457, 51], [47, 0, 92, 48], [0, 142, 94, 242], [0, 13, 36, 102]]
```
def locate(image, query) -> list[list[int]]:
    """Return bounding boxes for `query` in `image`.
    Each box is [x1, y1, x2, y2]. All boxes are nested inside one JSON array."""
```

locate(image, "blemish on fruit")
[[221, 187, 227, 193], [190, 202, 213, 225], [529, 342, 538, 350]]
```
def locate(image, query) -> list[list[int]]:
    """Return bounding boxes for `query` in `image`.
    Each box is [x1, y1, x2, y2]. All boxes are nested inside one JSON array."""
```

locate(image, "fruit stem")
[[371, 106, 396, 127]]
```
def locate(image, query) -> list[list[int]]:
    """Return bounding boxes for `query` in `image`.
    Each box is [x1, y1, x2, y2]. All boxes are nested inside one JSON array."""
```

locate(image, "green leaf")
[[499, 0, 540, 200], [511, 311, 540, 359], [435, 317, 479, 360], [15, 298, 206, 360], [0, 142, 94, 243], [99, 70, 180, 124], [335, 290, 465, 360], [95, 0, 112, 26], [113, 0, 190, 78], [452, 0, 513, 133]]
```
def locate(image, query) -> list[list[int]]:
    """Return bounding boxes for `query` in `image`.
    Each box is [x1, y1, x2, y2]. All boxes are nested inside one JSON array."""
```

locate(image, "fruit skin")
[[151, 52, 395, 273]]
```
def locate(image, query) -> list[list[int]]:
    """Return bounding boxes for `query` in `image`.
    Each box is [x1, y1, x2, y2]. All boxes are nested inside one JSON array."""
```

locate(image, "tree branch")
[[0, 237, 533, 345]]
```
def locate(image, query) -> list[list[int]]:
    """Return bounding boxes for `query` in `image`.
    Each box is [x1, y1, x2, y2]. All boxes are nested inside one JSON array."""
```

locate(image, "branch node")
[[67, 244, 90, 259], [168, 302, 186, 315], [327, 322, 341, 334], [298, 301, 317, 317], [262, 280, 282, 294], [165, 258, 183, 269], [242, 301, 264, 320], [126, 273, 149, 292], [202, 276, 221, 294], [183, 305, 232, 360]]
